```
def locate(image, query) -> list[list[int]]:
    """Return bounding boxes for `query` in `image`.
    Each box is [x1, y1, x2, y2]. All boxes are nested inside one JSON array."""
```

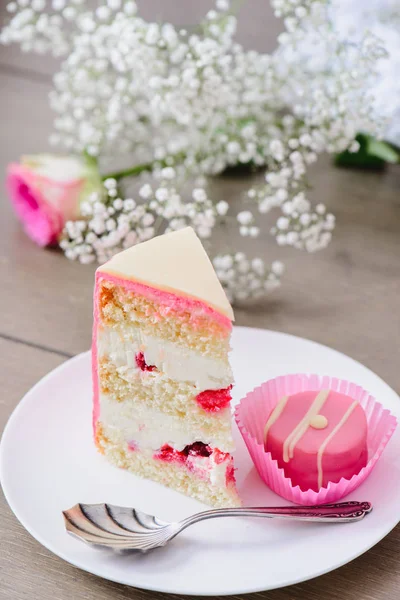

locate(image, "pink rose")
[[6, 154, 102, 247]]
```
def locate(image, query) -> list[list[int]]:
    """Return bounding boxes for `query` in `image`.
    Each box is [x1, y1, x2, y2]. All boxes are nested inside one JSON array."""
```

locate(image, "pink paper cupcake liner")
[[235, 374, 397, 505]]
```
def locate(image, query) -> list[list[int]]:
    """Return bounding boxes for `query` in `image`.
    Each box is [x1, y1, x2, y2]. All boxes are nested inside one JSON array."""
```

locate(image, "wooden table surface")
[[1, 2, 399, 599]]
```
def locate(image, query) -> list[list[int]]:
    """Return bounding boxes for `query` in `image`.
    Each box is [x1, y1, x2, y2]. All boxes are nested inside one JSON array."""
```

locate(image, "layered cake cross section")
[[92, 227, 241, 507]]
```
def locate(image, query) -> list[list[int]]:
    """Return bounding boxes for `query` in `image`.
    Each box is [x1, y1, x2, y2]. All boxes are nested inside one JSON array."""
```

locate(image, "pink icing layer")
[[92, 275, 101, 431], [265, 390, 368, 492], [92, 271, 232, 435], [97, 272, 232, 330]]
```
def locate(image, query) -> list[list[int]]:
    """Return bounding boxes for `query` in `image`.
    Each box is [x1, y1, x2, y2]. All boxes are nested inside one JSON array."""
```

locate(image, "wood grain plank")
[[0, 336, 66, 426]]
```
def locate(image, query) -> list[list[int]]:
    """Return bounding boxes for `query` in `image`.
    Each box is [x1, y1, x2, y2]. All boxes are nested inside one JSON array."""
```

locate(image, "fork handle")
[[180, 501, 372, 528]]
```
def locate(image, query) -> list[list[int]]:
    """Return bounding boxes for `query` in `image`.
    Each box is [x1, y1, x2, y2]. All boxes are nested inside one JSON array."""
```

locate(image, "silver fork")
[[63, 501, 372, 553]]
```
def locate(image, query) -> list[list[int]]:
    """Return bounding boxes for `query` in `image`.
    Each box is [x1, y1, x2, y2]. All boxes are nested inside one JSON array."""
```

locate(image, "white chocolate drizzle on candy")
[[263, 389, 362, 490], [282, 390, 330, 463], [310, 414, 328, 429], [263, 395, 288, 446], [316, 400, 358, 489]]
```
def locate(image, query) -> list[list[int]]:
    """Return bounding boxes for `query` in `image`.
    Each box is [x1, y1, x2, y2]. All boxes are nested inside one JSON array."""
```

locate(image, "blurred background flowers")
[[1, 0, 398, 302]]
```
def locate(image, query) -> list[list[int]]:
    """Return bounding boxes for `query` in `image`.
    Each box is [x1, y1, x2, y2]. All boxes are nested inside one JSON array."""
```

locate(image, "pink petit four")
[[264, 389, 368, 491], [235, 374, 397, 504]]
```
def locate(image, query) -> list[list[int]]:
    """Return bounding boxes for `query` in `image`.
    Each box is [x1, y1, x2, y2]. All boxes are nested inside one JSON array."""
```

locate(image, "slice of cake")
[[92, 227, 240, 507]]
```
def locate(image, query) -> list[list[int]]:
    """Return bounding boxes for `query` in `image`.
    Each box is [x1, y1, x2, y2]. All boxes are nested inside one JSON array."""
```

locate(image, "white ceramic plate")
[[1, 327, 400, 596]]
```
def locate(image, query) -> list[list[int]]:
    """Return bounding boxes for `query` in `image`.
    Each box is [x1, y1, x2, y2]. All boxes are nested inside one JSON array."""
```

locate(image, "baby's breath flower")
[[155, 188, 169, 202], [103, 178, 117, 190], [192, 188, 207, 202], [216, 200, 229, 216], [123, 198, 136, 211], [237, 211, 253, 226], [214, 252, 283, 302], [139, 184, 152, 199]]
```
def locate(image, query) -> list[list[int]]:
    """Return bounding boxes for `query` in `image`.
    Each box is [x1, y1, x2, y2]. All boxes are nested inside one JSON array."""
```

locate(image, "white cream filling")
[[100, 401, 231, 487], [98, 326, 232, 391], [99, 392, 234, 452], [187, 452, 228, 487]]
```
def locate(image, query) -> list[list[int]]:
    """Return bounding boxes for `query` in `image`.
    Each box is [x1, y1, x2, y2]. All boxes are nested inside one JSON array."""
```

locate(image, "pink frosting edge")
[[92, 270, 232, 435], [92, 277, 100, 434], [96, 271, 232, 329]]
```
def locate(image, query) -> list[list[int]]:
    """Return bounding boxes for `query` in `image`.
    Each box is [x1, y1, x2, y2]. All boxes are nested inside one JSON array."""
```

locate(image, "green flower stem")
[[101, 161, 155, 181], [101, 152, 187, 181]]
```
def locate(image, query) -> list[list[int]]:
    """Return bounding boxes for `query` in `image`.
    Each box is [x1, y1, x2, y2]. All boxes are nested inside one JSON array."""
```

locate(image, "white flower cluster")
[[277, 0, 400, 146], [60, 177, 155, 265], [60, 172, 222, 264], [272, 198, 335, 253], [273, 3, 387, 148], [1, 0, 386, 303], [47, 3, 276, 168], [214, 254, 284, 302], [1, 0, 80, 55]]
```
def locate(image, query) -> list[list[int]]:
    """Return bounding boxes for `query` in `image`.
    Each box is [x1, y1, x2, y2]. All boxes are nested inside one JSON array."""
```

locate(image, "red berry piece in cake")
[[155, 444, 186, 464], [135, 352, 156, 372], [213, 448, 230, 464], [182, 441, 212, 458], [225, 463, 236, 485], [196, 385, 232, 412]]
